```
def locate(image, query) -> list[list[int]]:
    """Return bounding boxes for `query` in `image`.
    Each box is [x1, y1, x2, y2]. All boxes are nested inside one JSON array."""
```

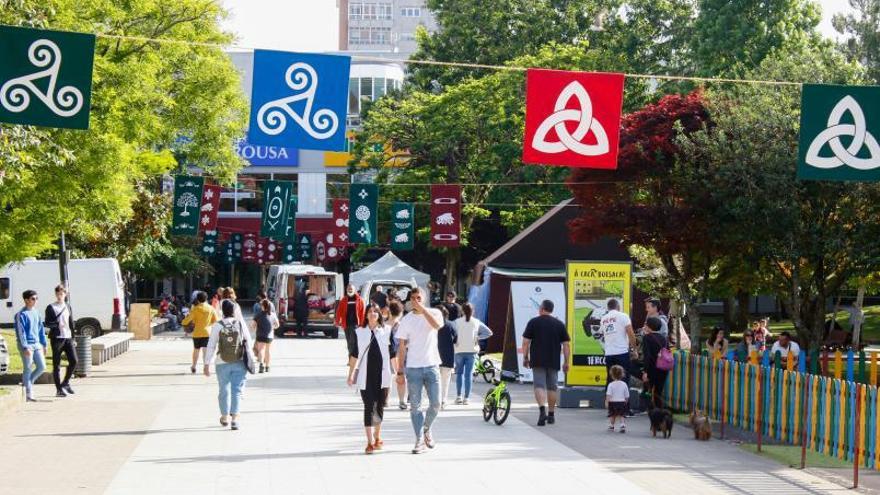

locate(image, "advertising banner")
[[510, 281, 567, 384], [565, 261, 632, 386]]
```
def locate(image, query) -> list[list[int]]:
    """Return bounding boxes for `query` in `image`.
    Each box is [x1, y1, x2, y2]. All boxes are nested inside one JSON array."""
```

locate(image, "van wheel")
[[326, 329, 339, 339], [77, 320, 101, 338]]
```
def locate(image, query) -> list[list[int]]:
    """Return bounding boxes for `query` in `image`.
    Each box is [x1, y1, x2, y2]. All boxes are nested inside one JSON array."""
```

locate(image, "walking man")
[[601, 299, 636, 387], [44, 285, 78, 397], [522, 300, 571, 426], [441, 291, 462, 322], [15, 290, 47, 402], [335, 284, 365, 360], [395, 288, 442, 454]]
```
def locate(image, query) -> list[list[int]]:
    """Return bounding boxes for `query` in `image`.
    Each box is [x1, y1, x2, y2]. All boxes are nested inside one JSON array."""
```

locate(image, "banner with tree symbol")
[[171, 175, 204, 236], [348, 183, 378, 245], [0, 26, 95, 129], [260, 180, 293, 239], [391, 202, 414, 250]]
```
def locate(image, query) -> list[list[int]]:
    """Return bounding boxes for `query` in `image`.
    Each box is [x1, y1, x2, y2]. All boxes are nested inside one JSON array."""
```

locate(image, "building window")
[[350, 2, 392, 20], [401, 7, 421, 17], [374, 77, 386, 100], [348, 77, 359, 115], [0, 278, 9, 300], [348, 26, 392, 45], [400, 32, 416, 42]]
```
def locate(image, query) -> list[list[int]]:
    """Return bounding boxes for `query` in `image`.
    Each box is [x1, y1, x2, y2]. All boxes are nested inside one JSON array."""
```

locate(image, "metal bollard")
[[74, 334, 91, 377]]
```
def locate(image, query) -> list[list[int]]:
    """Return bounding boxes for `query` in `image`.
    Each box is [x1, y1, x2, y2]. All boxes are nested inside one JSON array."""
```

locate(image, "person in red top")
[[336, 284, 366, 363]]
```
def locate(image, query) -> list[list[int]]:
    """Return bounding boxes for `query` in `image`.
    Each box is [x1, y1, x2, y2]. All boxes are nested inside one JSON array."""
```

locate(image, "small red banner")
[[331, 199, 350, 246], [198, 185, 222, 232], [430, 184, 461, 247]]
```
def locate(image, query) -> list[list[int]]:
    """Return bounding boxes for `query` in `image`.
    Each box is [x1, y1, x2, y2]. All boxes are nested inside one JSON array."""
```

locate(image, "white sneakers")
[[412, 440, 426, 454]]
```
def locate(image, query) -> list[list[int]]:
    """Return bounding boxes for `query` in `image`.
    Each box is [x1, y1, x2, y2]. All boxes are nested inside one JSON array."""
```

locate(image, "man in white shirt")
[[600, 299, 636, 387], [395, 288, 442, 454], [770, 331, 801, 366]]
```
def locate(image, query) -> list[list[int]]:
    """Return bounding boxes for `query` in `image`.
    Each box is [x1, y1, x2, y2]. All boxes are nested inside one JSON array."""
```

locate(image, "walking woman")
[[253, 298, 278, 373], [44, 284, 78, 397], [452, 303, 492, 405], [205, 300, 253, 430], [640, 316, 669, 408], [437, 306, 457, 410], [347, 304, 394, 454]]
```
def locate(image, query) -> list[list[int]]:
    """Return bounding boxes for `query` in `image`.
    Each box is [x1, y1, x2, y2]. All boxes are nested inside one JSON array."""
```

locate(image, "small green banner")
[[297, 233, 313, 262], [260, 180, 293, 239], [171, 175, 204, 236], [282, 238, 297, 263], [349, 183, 378, 245], [0, 26, 95, 129], [224, 233, 243, 264], [798, 83, 880, 181], [391, 202, 414, 250], [201, 230, 218, 257], [283, 195, 298, 242]]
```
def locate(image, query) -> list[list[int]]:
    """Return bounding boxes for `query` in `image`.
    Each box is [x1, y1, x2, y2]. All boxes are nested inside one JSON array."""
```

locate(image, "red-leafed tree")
[[568, 91, 714, 350]]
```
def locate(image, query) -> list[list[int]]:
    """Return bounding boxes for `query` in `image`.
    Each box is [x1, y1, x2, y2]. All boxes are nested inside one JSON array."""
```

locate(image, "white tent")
[[349, 252, 430, 291]]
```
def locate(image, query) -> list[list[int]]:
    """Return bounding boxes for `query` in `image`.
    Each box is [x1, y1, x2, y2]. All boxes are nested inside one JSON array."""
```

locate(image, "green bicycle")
[[482, 370, 520, 425], [473, 356, 496, 383]]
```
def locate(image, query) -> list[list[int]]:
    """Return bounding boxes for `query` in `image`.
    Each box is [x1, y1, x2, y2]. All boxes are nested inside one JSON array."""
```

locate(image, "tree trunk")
[[735, 289, 750, 332], [444, 247, 460, 295], [722, 297, 735, 332], [678, 289, 702, 353], [853, 285, 866, 349]]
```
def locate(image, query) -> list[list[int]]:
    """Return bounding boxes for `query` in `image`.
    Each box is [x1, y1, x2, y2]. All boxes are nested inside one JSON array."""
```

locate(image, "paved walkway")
[[0, 336, 865, 494]]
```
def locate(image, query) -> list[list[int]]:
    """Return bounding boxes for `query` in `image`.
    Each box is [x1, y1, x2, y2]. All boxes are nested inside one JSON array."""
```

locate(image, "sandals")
[[365, 443, 375, 455], [373, 438, 384, 450]]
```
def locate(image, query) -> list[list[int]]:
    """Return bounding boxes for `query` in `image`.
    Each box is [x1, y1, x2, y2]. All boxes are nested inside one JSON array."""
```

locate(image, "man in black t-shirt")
[[522, 299, 571, 426], [441, 291, 462, 322]]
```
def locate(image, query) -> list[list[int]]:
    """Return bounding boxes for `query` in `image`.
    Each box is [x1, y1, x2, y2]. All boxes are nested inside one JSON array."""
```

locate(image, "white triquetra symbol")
[[805, 95, 880, 170], [257, 62, 339, 140], [532, 81, 609, 157], [0, 39, 84, 117]]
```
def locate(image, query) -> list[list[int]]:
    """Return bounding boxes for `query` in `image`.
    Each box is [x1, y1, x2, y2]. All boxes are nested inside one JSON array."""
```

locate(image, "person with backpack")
[[44, 284, 78, 397], [641, 316, 671, 408], [204, 300, 253, 430]]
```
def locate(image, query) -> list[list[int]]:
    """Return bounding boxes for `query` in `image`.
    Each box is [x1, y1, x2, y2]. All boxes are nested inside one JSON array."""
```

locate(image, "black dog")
[[649, 408, 673, 438]]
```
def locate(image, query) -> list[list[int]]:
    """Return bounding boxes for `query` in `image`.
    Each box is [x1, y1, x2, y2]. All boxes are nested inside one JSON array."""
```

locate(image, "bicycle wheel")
[[493, 391, 511, 425], [482, 391, 495, 422], [481, 360, 496, 383]]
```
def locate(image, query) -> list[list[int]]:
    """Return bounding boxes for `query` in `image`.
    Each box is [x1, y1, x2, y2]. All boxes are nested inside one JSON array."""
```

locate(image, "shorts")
[[531, 367, 559, 392], [192, 337, 209, 349], [256, 335, 273, 344], [607, 401, 627, 417]]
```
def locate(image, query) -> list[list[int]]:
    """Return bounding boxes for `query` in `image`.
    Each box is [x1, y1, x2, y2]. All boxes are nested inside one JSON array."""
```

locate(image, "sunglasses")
[[28, 296, 38, 300]]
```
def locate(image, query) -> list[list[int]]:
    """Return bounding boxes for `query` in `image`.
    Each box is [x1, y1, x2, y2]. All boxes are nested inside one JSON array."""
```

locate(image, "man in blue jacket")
[[15, 290, 47, 402]]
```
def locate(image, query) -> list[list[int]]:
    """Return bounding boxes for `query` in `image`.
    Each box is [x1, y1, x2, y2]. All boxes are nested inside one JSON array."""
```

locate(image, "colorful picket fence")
[[664, 351, 878, 470]]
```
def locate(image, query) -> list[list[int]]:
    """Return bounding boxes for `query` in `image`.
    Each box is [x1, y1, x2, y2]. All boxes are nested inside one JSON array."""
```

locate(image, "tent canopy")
[[349, 252, 430, 291]]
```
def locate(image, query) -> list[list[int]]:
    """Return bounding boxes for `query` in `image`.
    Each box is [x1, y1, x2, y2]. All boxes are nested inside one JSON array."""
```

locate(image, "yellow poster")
[[565, 261, 632, 386]]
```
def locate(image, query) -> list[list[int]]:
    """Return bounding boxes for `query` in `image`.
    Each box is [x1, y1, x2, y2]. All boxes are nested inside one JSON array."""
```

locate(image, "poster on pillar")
[[349, 184, 377, 245], [260, 180, 293, 240], [391, 202, 414, 251], [430, 185, 461, 247], [509, 282, 567, 384], [331, 199, 350, 246], [198, 185, 221, 232], [171, 175, 204, 236], [0, 26, 96, 129], [241, 233, 258, 263], [201, 230, 219, 257], [296, 233, 313, 261]]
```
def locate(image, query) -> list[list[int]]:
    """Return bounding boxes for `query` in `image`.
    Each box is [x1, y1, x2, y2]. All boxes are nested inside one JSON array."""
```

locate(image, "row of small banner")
[[173, 175, 462, 252], [2, 25, 877, 179], [202, 231, 336, 265]]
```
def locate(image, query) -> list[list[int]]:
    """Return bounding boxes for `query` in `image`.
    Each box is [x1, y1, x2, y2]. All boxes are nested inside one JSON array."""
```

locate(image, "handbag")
[[237, 321, 257, 374], [656, 346, 675, 371]]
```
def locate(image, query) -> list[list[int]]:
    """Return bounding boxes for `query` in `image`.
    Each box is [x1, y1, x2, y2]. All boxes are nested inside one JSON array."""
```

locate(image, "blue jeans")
[[405, 366, 440, 438], [454, 353, 477, 398], [20, 346, 46, 397], [216, 361, 247, 416]]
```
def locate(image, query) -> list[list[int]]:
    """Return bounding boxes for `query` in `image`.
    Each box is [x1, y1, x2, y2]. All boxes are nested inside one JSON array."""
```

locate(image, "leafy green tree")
[[0, 0, 247, 266], [834, 0, 880, 83]]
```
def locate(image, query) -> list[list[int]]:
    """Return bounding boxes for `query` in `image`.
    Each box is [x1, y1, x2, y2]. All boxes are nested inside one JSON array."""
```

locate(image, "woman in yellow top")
[[182, 291, 219, 374]]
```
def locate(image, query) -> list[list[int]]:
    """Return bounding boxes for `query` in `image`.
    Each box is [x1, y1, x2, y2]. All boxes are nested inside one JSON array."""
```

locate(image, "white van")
[[359, 279, 419, 307], [267, 263, 343, 338], [0, 258, 126, 337]]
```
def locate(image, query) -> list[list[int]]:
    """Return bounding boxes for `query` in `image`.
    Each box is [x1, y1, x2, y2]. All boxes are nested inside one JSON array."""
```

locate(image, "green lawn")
[[740, 443, 853, 469], [0, 387, 9, 397], [2, 329, 55, 374]]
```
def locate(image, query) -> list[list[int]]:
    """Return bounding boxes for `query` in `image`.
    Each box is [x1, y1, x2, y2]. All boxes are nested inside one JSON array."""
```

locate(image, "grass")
[[740, 443, 853, 469], [1, 329, 55, 374], [0, 387, 9, 397]]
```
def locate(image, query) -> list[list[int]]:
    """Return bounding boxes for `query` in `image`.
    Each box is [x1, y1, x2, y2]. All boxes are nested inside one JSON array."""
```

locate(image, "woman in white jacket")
[[452, 303, 493, 404], [347, 303, 394, 454]]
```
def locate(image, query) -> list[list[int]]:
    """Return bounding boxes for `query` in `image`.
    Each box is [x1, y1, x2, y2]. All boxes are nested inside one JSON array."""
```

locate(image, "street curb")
[[0, 386, 22, 417]]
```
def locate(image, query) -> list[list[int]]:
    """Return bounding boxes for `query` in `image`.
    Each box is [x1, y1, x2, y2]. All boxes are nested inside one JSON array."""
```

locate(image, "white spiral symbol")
[[0, 39, 84, 117], [256, 62, 339, 140]]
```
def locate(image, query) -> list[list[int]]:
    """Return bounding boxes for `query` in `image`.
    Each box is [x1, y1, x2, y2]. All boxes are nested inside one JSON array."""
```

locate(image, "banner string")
[[8, 27, 805, 88]]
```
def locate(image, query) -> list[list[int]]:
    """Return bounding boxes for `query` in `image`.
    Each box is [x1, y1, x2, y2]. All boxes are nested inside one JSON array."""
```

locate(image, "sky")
[[220, 0, 854, 53]]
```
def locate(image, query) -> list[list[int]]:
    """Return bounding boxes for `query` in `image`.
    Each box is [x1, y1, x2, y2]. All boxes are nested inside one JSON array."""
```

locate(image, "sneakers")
[[607, 424, 615, 431], [441, 402, 446, 411], [455, 396, 463, 405], [265, 366, 270, 373], [55, 390, 67, 398], [398, 402, 407, 410], [220, 416, 229, 427], [412, 440, 426, 454], [619, 425, 626, 434], [546, 413, 556, 425], [63, 384, 75, 395], [462, 398, 469, 405], [190, 366, 196, 374], [230, 421, 239, 431], [423, 430, 436, 449], [26, 396, 37, 403], [259, 363, 265, 373], [537, 410, 547, 427]]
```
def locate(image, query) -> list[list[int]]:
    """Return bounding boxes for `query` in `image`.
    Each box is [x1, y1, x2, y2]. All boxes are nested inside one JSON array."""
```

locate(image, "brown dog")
[[690, 410, 712, 440]]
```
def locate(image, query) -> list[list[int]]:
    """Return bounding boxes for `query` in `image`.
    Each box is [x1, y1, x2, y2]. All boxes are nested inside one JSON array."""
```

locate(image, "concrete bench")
[[91, 332, 134, 365]]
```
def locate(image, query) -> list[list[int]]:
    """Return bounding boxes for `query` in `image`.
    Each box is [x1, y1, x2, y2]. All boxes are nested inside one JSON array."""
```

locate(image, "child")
[[606, 364, 630, 433]]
